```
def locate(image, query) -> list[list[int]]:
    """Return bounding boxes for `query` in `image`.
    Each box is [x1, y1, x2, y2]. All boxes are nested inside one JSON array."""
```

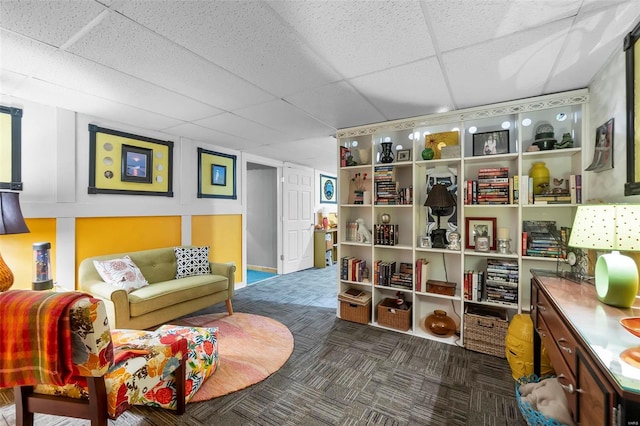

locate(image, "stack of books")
[[523, 220, 563, 258], [484, 258, 518, 306], [340, 257, 367, 282], [373, 260, 397, 286], [374, 223, 399, 246], [463, 270, 485, 301], [465, 167, 511, 204], [374, 166, 399, 205]]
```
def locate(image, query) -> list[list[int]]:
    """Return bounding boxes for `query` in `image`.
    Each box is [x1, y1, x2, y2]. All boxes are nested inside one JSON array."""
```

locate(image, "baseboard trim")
[[247, 265, 277, 274]]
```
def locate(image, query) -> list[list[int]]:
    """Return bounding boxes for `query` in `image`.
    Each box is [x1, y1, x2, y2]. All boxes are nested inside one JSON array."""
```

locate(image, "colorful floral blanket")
[[0, 290, 89, 388]]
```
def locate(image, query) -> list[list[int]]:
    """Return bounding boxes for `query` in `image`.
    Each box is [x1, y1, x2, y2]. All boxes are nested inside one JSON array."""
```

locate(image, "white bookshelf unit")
[[336, 89, 589, 348]]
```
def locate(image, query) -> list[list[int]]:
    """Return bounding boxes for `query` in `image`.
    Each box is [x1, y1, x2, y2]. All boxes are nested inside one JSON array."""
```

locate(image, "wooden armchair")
[[0, 290, 187, 426]]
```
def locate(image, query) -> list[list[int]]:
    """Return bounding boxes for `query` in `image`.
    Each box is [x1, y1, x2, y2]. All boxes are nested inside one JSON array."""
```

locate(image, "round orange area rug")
[[174, 312, 294, 402]]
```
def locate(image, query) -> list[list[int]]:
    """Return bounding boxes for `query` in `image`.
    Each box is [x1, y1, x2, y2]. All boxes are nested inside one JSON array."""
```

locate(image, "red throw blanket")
[[0, 290, 89, 388]]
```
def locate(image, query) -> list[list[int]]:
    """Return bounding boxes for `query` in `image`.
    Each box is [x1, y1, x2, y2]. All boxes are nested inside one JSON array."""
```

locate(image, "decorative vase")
[[380, 142, 394, 163], [529, 161, 550, 195], [380, 213, 391, 224], [425, 310, 456, 337], [421, 147, 434, 160]]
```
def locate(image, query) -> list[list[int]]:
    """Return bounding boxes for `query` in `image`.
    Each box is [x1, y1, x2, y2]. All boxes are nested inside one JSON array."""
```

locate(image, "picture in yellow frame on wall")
[[197, 148, 237, 199], [88, 125, 174, 197]]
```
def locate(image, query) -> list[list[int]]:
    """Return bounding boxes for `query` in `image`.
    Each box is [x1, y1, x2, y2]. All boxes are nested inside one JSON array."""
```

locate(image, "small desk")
[[531, 270, 640, 425]]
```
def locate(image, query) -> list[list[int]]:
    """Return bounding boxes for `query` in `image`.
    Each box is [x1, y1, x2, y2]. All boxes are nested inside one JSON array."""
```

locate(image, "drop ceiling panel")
[[268, 0, 435, 79], [425, 0, 582, 52], [0, 0, 105, 47], [349, 58, 453, 121], [235, 99, 336, 139], [194, 113, 288, 144], [110, 0, 340, 97], [285, 81, 386, 130], [546, 2, 640, 93], [11, 78, 183, 130], [444, 21, 571, 109], [245, 137, 336, 172], [162, 123, 261, 151], [65, 10, 274, 111]]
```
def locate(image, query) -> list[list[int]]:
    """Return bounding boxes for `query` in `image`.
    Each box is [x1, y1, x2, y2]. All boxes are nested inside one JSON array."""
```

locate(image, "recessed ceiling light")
[[451, 127, 459, 132], [395, 144, 403, 150], [468, 126, 477, 134], [522, 118, 532, 127], [352, 140, 358, 147], [501, 121, 511, 129], [556, 113, 567, 121], [423, 131, 431, 137]]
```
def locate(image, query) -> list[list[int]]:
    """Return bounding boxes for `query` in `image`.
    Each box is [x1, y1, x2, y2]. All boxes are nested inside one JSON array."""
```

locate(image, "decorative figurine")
[[447, 232, 461, 250], [556, 132, 574, 149], [356, 218, 372, 243]]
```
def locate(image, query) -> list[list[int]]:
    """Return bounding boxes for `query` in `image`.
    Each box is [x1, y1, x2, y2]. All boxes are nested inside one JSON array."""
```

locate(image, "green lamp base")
[[595, 251, 639, 308]]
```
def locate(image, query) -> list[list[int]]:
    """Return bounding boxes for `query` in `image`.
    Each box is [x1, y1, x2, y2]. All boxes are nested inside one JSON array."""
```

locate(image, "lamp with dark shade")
[[424, 184, 456, 248], [0, 191, 30, 292]]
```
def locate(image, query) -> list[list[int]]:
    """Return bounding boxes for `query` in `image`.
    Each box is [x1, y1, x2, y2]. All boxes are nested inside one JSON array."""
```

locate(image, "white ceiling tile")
[[0, 0, 105, 47], [443, 21, 571, 109], [110, 0, 340, 97], [65, 10, 274, 111], [11, 77, 184, 130], [349, 58, 453, 120], [235, 99, 336, 139], [162, 123, 260, 151], [547, 2, 640, 92], [268, 0, 435, 79], [0, 30, 221, 121], [425, 0, 581, 52], [194, 113, 288, 144], [285, 81, 386, 129], [244, 137, 337, 172]]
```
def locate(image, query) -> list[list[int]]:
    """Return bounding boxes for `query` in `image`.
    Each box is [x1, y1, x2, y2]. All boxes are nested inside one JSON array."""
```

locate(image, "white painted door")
[[282, 165, 314, 274]]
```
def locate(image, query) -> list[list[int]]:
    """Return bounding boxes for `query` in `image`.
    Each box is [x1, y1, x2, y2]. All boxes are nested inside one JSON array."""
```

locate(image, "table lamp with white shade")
[[568, 204, 640, 308]]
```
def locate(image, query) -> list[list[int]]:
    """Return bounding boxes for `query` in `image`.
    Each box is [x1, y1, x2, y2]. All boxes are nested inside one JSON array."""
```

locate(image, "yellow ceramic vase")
[[529, 162, 550, 195]]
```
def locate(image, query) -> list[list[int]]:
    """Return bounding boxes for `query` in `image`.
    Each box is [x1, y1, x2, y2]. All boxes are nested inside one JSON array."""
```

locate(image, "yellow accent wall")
[[0, 218, 56, 290], [192, 215, 243, 282], [75, 216, 181, 286]]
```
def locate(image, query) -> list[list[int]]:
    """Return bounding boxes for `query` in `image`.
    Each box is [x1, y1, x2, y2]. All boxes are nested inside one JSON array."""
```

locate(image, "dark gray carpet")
[[0, 266, 526, 425]]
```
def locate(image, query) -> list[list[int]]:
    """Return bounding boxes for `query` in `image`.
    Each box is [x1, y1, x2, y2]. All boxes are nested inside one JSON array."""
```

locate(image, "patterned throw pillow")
[[93, 256, 149, 293], [174, 246, 211, 279]]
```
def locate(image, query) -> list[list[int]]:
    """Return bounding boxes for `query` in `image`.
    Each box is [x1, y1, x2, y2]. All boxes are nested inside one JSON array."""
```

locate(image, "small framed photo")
[[397, 149, 411, 162], [472, 130, 509, 156], [465, 217, 497, 250], [474, 236, 490, 252], [121, 144, 152, 183], [419, 235, 432, 248], [211, 164, 227, 186]]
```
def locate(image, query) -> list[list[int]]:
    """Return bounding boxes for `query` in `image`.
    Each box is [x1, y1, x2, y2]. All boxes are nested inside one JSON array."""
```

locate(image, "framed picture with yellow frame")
[[88, 125, 174, 196], [0, 106, 23, 190], [197, 148, 237, 199]]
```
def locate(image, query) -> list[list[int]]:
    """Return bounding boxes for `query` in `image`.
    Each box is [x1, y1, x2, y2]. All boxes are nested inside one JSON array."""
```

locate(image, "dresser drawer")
[[576, 349, 615, 426], [536, 290, 579, 373], [536, 315, 577, 418]]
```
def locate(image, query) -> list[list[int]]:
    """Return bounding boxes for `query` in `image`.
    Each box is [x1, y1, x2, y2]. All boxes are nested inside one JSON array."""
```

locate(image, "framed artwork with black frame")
[[0, 106, 23, 190], [465, 217, 497, 251], [625, 20, 640, 195], [397, 149, 411, 161], [121, 144, 153, 183], [197, 148, 237, 199], [211, 164, 227, 186], [320, 174, 337, 204], [472, 130, 509, 156], [88, 125, 173, 196]]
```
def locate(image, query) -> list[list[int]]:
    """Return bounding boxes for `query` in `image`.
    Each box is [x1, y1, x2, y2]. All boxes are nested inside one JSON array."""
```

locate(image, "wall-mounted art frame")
[[320, 174, 337, 204], [625, 20, 640, 195], [585, 118, 614, 172], [88, 125, 173, 196], [397, 149, 411, 162], [472, 130, 509, 156], [198, 148, 236, 199], [0, 106, 23, 190], [465, 217, 496, 251]]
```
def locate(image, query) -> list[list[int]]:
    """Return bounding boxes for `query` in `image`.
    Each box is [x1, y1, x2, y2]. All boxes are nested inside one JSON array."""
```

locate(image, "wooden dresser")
[[531, 270, 640, 425]]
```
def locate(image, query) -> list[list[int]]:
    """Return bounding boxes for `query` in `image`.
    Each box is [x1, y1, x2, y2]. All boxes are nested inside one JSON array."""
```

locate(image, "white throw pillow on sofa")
[[93, 256, 149, 293], [174, 246, 211, 278]]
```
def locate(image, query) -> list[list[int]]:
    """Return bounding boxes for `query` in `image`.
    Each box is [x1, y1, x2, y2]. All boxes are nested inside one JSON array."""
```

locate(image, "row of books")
[[374, 224, 399, 246], [485, 258, 519, 305], [463, 270, 518, 306], [414, 258, 430, 293], [340, 257, 368, 282], [522, 220, 564, 258], [344, 221, 364, 243], [521, 174, 582, 204]]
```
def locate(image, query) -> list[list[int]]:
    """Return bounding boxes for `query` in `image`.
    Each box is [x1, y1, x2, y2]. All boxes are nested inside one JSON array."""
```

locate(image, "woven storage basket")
[[377, 298, 412, 331], [516, 375, 566, 426], [340, 300, 371, 324], [464, 305, 508, 358]]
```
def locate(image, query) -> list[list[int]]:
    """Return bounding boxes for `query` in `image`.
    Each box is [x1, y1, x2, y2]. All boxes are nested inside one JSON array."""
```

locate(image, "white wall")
[[587, 48, 640, 203]]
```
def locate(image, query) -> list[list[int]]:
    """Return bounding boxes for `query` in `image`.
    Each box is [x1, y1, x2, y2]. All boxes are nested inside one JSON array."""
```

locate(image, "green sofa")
[[79, 246, 235, 329]]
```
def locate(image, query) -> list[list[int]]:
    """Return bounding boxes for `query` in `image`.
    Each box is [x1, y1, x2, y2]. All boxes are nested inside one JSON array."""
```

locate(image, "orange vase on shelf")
[[425, 310, 456, 337]]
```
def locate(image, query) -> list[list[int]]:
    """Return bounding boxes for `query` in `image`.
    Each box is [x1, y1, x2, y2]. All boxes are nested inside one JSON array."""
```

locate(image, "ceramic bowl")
[[620, 317, 640, 338]]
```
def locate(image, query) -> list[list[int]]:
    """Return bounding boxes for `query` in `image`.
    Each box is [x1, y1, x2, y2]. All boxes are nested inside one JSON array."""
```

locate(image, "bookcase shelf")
[[336, 89, 588, 348]]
